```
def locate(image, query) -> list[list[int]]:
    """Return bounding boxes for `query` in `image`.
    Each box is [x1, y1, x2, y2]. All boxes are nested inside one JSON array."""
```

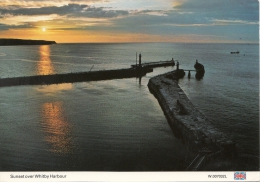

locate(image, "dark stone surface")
[[0, 38, 56, 46], [0, 68, 151, 87]]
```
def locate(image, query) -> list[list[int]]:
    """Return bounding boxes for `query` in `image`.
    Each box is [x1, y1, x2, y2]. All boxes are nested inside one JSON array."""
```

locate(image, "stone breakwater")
[[148, 70, 236, 155], [0, 68, 152, 87]]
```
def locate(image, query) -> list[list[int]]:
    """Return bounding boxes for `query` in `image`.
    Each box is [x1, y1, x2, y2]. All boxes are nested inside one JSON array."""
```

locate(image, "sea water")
[[0, 43, 258, 171]]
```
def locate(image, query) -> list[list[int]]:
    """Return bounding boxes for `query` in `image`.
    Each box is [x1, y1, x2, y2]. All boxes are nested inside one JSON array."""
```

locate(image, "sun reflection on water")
[[41, 102, 72, 155], [37, 45, 54, 75]]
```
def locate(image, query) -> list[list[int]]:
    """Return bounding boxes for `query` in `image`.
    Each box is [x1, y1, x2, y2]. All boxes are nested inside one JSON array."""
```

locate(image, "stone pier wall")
[[148, 71, 236, 155], [0, 68, 152, 87]]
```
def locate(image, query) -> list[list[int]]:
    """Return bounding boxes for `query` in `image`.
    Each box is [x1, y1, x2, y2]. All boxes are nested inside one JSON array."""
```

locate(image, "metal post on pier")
[[136, 52, 137, 67], [188, 70, 191, 78], [139, 53, 142, 67]]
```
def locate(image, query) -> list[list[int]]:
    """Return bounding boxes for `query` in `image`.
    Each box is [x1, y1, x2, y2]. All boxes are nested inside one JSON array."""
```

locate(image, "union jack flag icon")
[[234, 172, 246, 180]]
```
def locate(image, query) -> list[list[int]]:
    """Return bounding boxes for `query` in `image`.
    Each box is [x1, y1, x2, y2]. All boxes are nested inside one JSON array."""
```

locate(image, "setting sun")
[[42, 27, 46, 32]]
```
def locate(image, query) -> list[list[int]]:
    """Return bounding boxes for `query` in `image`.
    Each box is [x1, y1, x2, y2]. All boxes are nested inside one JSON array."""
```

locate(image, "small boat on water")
[[230, 51, 240, 54]]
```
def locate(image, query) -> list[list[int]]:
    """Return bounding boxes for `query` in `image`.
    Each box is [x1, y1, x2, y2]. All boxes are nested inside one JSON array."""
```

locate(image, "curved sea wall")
[[148, 70, 236, 155]]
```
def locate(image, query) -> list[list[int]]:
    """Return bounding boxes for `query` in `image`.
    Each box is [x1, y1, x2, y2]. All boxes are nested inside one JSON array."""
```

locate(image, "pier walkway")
[[0, 55, 177, 88], [0, 67, 152, 87], [148, 70, 236, 170], [131, 60, 175, 69]]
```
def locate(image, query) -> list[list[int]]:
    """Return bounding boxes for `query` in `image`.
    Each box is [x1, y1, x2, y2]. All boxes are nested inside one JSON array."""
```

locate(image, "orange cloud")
[[172, 0, 185, 8], [0, 0, 105, 8], [0, 27, 241, 43]]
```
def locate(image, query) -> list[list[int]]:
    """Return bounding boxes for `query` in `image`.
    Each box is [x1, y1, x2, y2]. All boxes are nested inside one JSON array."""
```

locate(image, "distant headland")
[[0, 38, 57, 46]]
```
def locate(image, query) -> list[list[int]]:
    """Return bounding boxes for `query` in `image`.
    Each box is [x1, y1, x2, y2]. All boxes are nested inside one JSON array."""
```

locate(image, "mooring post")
[[139, 76, 142, 85], [188, 70, 191, 78]]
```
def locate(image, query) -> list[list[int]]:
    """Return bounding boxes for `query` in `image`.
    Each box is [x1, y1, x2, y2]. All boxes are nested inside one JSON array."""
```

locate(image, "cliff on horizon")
[[0, 38, 57, 46]]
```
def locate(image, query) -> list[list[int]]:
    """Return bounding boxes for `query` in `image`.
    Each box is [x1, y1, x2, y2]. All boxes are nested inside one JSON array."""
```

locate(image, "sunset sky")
[[0, 0, 258, 43]]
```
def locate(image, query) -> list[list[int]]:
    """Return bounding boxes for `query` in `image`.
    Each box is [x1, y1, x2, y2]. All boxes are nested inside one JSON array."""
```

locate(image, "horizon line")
[[0, 38, 258, 44]]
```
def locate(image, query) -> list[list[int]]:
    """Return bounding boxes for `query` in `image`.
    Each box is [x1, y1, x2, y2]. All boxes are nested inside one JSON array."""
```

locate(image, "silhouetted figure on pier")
[[175, 61, 185, 78]]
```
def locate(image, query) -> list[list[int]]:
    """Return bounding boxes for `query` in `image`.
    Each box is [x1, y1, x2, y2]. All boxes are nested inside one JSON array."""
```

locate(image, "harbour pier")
[[0, 68, 150, 87], [1, 54, 238, 170], [131, 60, 175, 69], [148, 70, 236, 170], [0, 54, 176, 87]]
